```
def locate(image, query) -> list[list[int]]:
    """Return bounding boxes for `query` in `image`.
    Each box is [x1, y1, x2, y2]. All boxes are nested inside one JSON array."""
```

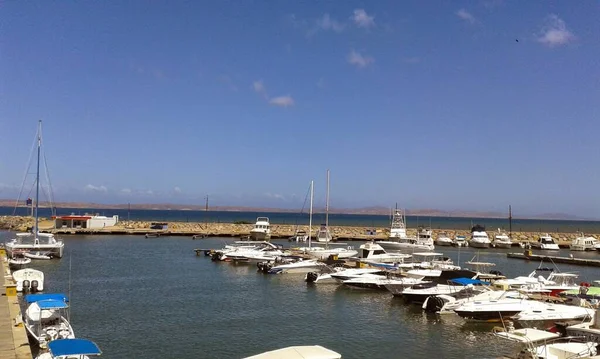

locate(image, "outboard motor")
[[305, 272, 319, 283], [424, 296, 447, 313], [31, 280, 39, 293], [22, 280, 31, 293], [211, 252, 221, 261]]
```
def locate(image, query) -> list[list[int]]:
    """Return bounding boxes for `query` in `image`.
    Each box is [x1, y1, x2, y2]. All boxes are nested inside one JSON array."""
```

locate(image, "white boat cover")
[[244, 345, 342, 359]]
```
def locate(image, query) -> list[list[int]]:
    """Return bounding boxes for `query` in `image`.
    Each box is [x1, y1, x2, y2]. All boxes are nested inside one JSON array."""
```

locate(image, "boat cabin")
[[252, 217, 270, 231]]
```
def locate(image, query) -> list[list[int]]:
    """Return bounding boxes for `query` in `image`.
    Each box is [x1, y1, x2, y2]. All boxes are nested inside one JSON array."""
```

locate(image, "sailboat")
[[316, 169, 333, 243], [5, 121, 65, 259]]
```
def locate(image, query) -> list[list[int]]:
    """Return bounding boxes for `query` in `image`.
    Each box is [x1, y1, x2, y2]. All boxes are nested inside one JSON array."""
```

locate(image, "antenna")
[[508, 205, 512, 237], [308, 181, 313, 249], [68, 253, 72, 322]]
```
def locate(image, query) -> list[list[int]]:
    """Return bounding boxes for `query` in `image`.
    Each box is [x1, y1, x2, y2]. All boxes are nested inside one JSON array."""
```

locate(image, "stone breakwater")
[[0, 216, 596, 246]]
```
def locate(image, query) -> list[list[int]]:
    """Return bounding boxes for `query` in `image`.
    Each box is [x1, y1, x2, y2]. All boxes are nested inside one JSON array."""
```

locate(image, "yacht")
[[266, 258, 327, 274], [301, 245, 358, 260], [491, 229, 513, 249], [211, 241, 278, 261], [435, 232, 453, 246], [453, 295, 544, 322], [469, 225, 491, 248], [36, 338, 102, 359], [305, 268, 384, 284], [409, 252, 461, 271], [24, 293, 75, 348], [225, 243, 286, 263], [570, 234, 597, 251], [353, 242, 411, 264], [432, 288, 521, 315], [512, 302, 594, 329], [289, 230, 308, 242], [453, 235, 468, 247], [249, 217, 271, 241], [378, 226, 435, 252], [342, 273, 396, 290], [402, 278, 488, 305], [531, 234, 560, 250], [388, 206, 408, 239]]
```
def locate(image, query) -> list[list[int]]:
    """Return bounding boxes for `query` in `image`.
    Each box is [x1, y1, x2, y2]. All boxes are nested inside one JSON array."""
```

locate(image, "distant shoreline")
[[0, 200, 594, 222]]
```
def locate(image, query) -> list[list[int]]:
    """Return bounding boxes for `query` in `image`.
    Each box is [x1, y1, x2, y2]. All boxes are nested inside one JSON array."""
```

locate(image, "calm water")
[[4, 232, 600, 358], [3, 206, 600, 232]]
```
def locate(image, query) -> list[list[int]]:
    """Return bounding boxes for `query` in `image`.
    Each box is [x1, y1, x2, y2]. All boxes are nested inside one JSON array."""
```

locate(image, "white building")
[[53, 214, 119, 229]]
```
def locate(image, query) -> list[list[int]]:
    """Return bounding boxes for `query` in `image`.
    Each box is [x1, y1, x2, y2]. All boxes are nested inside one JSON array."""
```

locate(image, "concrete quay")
[[0, 249, 33, 359]]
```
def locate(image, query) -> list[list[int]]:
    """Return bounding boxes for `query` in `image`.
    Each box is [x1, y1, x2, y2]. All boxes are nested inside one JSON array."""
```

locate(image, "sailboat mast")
[[325, 169, 330, 227], [308, 181, 313, 249], [508, 205, 512, 237], [34, 120, 42, 235]]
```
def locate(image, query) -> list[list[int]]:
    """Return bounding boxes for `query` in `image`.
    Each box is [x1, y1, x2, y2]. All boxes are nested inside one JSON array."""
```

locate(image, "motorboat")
[[453, 295, 545, 322], [305, 268, 384, 284], [211, 241, 277, 261], [469, 225, 491, 248], [244, 345, 341, 359], [24, 251, 54, 260], [315, 224, 333, 243], [352, 242, 411, 264], [225, 243, 286, 263], [13, 268, 44, 292], [463, 260, 506, 282], [301, 245, 358, 261], [530, 234, 560, 250], [491, 229, 513, 249], [570, 234, 597, 251], [403, 277, 488, 305], [249, 217, 271, 241], [494, 326, 597, 359], [265, 259, 327, 274], [512, 302, 594, 329], [408, 252, 461, 271], [384, 269, 443, 296], [435, 233, 453, 246], [6, 232, 64, 259], [36, 338, 102, 359], [8, 255, 31, 270], [433, 289, 522, 315], [24, 293, 75, 349], [453, 235, 468, 247], [289, 230, 308, 242], [492, 268, 578, 297], [378, 227, 435, 252], [388, 206, 408, 240], [342, 274, 395, 290]]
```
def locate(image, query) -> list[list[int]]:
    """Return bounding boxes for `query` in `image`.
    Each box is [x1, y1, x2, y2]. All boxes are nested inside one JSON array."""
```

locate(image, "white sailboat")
[[316, 170, 333, 243], [5, 121, 64, 259]]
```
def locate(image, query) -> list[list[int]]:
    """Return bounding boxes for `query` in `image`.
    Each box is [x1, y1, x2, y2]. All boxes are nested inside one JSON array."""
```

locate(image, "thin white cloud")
[[269, 96, 295, 107], [352, 9, 375, 28], [265, 192, 286, 200], [347, 50, 374, 68], [84, 184, 108, 193], [218, 74, 238, 92], [120, 188, 132, 194], [145, 190, 154, 195], [253, 80, 269, 99], [308, 14, 345, 36], [173, 186, 182, 194], [537, 15, 575, 48], [456, 9, 476, 24]]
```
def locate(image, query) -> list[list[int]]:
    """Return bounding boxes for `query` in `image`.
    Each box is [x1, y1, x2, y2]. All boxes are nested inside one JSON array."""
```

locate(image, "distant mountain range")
[[0, 199, 593, 221]]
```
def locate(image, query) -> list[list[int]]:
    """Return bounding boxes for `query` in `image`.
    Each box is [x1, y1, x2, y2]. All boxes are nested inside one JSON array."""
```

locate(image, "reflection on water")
[[9, 235, 600, 358]]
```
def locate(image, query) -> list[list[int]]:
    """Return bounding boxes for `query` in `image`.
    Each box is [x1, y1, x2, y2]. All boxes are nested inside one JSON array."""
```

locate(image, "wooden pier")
[[507, 251, 600, 268], [0, 250, 32, 359]]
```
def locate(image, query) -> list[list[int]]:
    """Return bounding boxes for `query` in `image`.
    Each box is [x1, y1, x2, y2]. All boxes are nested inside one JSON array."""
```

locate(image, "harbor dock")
[[507, 251, 600, 267], [0, 249, 32, 359]]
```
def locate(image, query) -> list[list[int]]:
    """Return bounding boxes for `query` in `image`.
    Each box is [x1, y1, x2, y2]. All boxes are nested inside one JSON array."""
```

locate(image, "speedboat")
[[211, 241, 276, 261], [24, 294, 75, 349], [491, 229, 513, 249], [433, 289, 522, 315], [384, 269, 443, 296], [6, 232, 64, 259], [453, 235, 468, 247], [453, 295, 546, 322], [342, 274, 394, 290], [570, 234, 597, 251], [512, 302, 594, 329], [378, 227, 435, 252], [244, 345, 341, 359], [36, 338, 102, 359], [289, 230, 308, 242], [225, 243, 286, 263], [409, 252, 461, 271], [469, 225, 491, 248], [301, 245, 358, 260], [531, 234, 560, 250], [305, 268, 384, 284], [13, 268, 44, 292], [266, 259, 327, 274], [435, 233, 453, 246], [352, 242, 411, 264], [249, 217, 271, 241]]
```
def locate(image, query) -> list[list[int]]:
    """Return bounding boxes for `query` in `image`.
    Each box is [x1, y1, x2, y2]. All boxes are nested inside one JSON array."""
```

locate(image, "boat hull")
[[469, 241, 490, 249], [454, 310, 522, 322], [378, 241, 434, 252], [249, 232, 271, 241], [492, 242, 513, 249]]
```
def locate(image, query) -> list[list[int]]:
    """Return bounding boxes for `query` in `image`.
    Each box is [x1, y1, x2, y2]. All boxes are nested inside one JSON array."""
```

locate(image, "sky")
[[0, 1, 599, 217]]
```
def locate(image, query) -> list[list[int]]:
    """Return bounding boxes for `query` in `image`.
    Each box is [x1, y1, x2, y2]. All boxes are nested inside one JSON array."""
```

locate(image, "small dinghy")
[[9, 256, 32, 269], [24, 252, 54, 260]]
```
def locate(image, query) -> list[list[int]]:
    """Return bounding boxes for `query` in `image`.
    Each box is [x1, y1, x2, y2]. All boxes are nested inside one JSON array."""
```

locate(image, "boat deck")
[[0, 254, 33, 359]]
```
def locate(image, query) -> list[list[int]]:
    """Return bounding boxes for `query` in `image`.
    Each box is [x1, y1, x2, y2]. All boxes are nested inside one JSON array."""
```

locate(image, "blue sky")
[[1, 1, 599, 216]]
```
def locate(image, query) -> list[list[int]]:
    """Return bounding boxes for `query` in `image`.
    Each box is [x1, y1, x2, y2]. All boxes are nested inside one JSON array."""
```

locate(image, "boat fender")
[[22, 280, 30, 292], [31, 280, 39, 293], [306, 272, 318, 283]]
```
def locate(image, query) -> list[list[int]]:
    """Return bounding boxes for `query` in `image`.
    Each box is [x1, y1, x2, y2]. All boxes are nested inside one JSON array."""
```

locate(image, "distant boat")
[[469, 225, 491, 248], [8, 256, 31, 270], [249, 217, 271, 241], [530, 234, 559, 250], [491, 229, 512, 249]]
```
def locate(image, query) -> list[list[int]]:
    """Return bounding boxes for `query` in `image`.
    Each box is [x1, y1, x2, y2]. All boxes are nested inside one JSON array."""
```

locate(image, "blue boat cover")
[[48, 339, 102, 357], [449, 278, 486, 286], [36, 299, 69, 309], [25, 293, 68, 304]]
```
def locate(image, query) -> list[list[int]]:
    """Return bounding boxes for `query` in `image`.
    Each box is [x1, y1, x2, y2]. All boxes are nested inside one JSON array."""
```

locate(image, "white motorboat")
[[531, 234, 560, 250], [388, 206, 408, 240], [225, 243, 286, 263], [409, 252, 461, 271], [453, 235, 468, 247], [24, 251, 54, 260], [384, 269, 443, 296], [495, 327, 597, 359], [469, 225, 491, 248], [512, 302, 594, 328], [5, 122, 64, 259], [267, 259, 327, 274], [342, 274, 394, 290], [378, 227, 435, 252], [249, 217, 271, 241], [434, 289, 522, 315], [289, 230, 308, 242], [491, 229, 513, 248], [24, 294, 75, 349], [211, 241, 277, 261], [404, 278, 488, 305], [13, 268, 44, 292], [301, 244, 358, 260], [244, 345, 341, 359], [8, 256, 31, 269], [435, 233, 453, 246], [353, 242, 411, 264], [36, 338, 102, 359], [570, 234, 597, 251], [305, 268, 384, 284], [453, 295, 547, 322]]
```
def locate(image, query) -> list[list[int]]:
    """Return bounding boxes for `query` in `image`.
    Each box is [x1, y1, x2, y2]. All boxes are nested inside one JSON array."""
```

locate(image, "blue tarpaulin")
[[449, 278, 486, 286], [48, 339, 102, 357], [25, 293, 68, 304]]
